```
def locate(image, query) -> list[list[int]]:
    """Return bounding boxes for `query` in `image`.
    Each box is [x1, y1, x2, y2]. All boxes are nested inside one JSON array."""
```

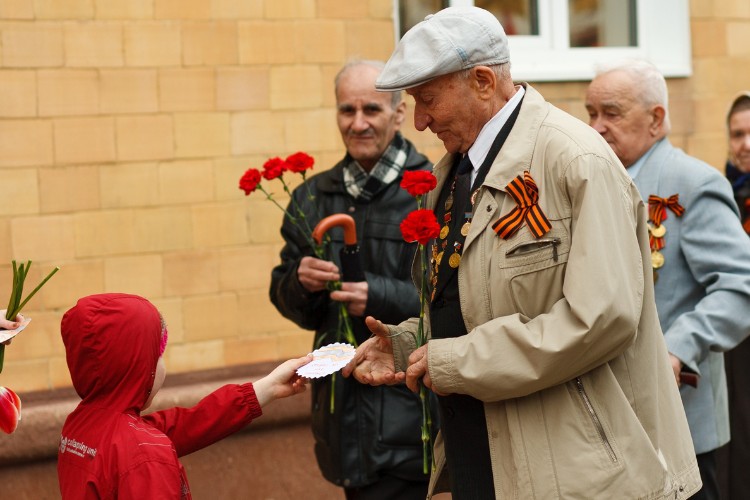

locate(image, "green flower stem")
[[258, 185, 322, 256], [2, 261, 60, 373], [11, 266, 59, 319], [5, 261, 20, 321], [420, 383, 434, 474], [280, 176, 318, 243], [416, 243, 433, 473], [328, 280, 357, 347], [301, 172, 316, 204], [329, 372, 337, 414]]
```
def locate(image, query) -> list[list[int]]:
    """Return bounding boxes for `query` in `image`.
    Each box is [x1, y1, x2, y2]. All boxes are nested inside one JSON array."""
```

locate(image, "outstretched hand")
[[253, 355, 312, 407], [342, 316, 405, 385]]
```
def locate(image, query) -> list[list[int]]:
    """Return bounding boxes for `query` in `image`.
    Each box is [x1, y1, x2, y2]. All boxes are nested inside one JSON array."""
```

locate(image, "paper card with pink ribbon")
[[296, 342, 356, 379], [0, 317, 32, 344]]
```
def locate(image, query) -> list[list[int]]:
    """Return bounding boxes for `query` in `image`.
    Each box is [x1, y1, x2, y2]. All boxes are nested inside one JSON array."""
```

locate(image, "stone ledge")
[[0, 361, 311, 466]]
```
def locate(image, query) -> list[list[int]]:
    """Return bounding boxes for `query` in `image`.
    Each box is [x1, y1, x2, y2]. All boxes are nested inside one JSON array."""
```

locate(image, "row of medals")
[[430, 179, 478, 300], [649, 222, 666, 282]]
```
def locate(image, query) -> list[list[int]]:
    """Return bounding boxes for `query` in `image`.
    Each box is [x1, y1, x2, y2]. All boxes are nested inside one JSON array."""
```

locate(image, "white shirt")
[[467, 85, 526, 186]]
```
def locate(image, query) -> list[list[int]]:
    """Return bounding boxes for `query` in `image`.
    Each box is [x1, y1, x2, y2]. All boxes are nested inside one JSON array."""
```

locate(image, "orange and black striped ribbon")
[[492, 171, 551, 239], [650, 234, 665, 251], [648, 194, 684, 226]]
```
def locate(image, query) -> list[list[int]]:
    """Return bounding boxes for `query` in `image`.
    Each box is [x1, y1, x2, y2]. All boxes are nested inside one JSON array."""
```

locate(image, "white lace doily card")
[[0, 317, 32, 344], [296, 342, 356, 379]]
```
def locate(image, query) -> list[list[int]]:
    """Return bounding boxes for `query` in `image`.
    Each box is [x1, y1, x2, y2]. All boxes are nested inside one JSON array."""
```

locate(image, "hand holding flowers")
[[1, 261, 59, 374]]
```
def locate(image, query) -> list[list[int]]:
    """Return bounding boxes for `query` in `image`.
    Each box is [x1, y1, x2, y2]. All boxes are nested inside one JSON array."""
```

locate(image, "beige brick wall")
[[0, 1, 748, 393]]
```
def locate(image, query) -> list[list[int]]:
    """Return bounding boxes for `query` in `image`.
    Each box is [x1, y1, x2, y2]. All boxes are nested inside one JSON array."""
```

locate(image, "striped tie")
[[492, 171, 551, 239]]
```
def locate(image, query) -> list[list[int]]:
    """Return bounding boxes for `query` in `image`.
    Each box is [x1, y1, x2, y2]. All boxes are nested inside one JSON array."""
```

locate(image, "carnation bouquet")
[[239, 153, 356, 412], [398, 170, 440, 474]]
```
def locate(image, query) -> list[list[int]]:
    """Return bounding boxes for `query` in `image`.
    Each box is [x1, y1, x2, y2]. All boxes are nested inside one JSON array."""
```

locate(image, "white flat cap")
[[376, 6, 510, 91]]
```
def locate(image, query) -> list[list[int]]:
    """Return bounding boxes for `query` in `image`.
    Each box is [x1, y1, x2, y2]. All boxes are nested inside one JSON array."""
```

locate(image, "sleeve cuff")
[[239, 383, 263, 420]]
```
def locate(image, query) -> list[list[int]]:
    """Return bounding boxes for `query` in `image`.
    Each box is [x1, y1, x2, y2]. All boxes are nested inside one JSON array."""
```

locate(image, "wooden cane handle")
[[312, 214, 358, 246]]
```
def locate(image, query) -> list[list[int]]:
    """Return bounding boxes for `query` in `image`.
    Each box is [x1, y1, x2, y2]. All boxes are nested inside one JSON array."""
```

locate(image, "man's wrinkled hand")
[[342, 316, 405, 385], [406, 344, 445, 395]]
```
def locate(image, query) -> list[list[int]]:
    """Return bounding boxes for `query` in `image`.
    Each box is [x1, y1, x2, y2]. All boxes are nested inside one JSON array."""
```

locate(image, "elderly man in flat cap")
[[344, 6, 701, 499]]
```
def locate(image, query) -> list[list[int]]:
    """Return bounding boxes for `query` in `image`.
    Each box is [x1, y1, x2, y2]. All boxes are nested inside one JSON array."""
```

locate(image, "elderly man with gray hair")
[[270, 59, 435, 500], [586, 59, 750, 500], [345, 7, 701, 499]]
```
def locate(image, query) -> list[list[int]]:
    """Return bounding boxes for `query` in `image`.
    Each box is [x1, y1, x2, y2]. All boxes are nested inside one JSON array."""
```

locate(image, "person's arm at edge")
[[663, 171, 750, 373]]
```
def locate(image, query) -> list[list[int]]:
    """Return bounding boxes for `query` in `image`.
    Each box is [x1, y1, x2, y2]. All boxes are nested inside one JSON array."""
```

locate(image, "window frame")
[[393, 0, 692, 82]]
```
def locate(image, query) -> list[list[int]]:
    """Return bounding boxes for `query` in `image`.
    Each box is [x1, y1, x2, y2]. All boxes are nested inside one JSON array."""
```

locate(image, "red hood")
[[61, 294, 160, 413]]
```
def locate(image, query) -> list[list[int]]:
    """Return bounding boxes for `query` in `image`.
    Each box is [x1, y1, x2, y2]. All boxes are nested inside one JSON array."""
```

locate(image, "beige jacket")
[[390, 85, 701, 499]]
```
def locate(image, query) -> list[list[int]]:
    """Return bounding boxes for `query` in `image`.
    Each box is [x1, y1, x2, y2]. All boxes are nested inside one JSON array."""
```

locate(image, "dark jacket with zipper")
[[269, 134, 435, 488]]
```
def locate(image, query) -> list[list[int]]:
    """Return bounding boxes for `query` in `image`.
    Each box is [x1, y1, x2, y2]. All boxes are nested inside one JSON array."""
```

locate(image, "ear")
[[393, 100, 407, 127], [649, 105, 666, 136], [471, 66, 497, 99]]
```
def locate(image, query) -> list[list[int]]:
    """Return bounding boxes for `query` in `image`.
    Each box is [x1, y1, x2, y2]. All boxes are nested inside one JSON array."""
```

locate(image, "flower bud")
[[0, 386, 21, 434]]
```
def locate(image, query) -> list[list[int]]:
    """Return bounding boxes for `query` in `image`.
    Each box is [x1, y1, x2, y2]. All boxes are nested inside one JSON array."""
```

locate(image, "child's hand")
[[253, 355, 313, 407], [0, 311, 24, 345]]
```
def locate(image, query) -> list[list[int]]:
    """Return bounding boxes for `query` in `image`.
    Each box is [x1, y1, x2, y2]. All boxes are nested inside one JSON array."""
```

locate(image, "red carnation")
[[239, 168, 262, 195], [262, 157, 287, 180], [286, 152, 315, 173], [400, 209, 440, 245], [401, 171, 437, 197]]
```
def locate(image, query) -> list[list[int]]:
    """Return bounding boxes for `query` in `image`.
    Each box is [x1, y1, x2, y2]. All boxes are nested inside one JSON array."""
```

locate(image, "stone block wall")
[[0, 0, 399, 393], [0, 0, 748, 396]]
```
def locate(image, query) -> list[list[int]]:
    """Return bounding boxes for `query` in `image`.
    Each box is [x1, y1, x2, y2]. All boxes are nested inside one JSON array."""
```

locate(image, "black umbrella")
[[312, 214, 365, 282]]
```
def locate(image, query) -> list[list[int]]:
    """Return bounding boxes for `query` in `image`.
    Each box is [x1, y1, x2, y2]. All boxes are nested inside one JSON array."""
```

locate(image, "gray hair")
[[594, 59, 671, 134], [334, 59, 402, 109]]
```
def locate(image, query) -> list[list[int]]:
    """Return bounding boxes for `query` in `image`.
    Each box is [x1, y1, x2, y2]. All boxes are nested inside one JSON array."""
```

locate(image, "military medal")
[[649, 223, 666, 238], [651, 250, 665, 269], [430, 167, 467, 301], [448, 252, 461, 268], [645, 193, 685, 278], [448, 242, 462, 268], [470, 188, 480, 206]]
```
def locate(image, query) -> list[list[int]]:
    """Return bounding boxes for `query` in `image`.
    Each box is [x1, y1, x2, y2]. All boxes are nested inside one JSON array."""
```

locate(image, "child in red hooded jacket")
[[57, 293, 311, 499]]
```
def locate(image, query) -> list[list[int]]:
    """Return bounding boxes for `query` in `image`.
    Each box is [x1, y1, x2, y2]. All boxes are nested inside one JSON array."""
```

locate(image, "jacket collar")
[[632, 138, 673, 197], [482, 83, 547, 191]]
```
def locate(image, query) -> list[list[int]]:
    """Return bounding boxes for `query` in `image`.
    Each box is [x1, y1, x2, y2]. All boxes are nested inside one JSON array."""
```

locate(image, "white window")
[[395, 0, 691, 82]]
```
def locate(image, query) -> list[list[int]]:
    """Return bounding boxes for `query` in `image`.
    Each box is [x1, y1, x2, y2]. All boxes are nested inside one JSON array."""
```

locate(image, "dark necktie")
[[454, 155, 473, 216]]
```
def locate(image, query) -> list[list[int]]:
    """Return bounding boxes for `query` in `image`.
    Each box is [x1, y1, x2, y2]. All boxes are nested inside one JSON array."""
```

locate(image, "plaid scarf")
[[343, 133, 408, 201]]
